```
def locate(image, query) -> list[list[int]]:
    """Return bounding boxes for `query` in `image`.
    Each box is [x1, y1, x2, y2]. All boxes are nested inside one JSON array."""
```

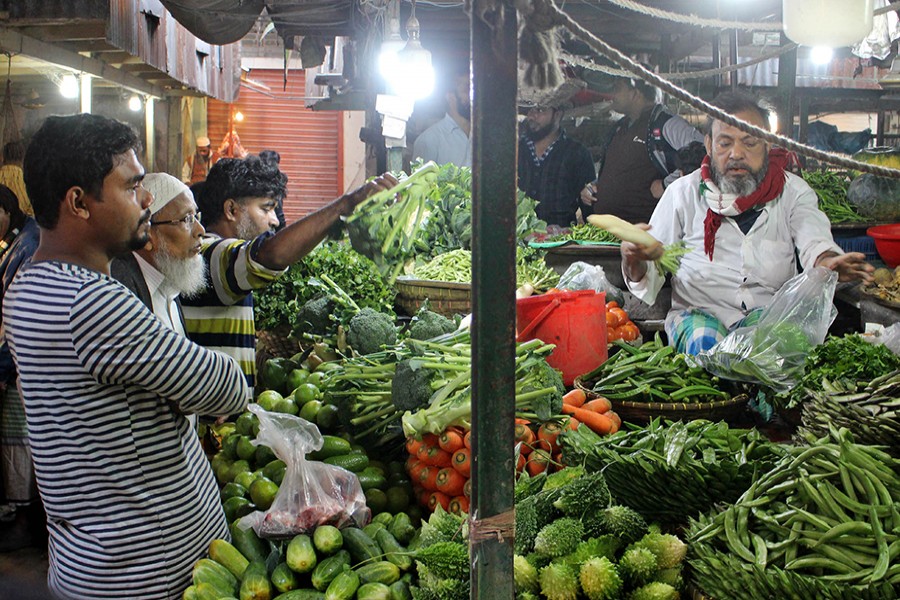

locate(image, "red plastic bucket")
[[516, 290, 608, 386]]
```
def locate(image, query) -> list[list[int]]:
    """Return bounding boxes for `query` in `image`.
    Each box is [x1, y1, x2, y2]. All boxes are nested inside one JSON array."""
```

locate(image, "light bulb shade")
[[128, 95, 142, 111], [783, 0, 874, 47], [378, 38, 407, 79], [385, 41, 434, 100]]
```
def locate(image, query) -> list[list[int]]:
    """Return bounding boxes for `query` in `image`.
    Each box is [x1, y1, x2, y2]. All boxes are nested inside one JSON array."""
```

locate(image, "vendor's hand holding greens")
[[587, 214, 688, 276]]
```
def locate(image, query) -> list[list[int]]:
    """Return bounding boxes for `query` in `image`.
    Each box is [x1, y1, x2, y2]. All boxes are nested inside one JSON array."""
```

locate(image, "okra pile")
[[580, 335, 731, 403], [688, 427, 900, 599]]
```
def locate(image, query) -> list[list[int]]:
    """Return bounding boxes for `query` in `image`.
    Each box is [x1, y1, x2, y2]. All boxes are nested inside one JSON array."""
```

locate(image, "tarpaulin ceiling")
[[160, 0, 356, 46]]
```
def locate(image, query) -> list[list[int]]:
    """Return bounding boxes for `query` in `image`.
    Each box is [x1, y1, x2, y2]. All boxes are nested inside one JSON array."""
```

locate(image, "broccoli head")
[[347, 307, 398, 355], [408, 309, 457, 341], [392, 359, 435, 412], [296, 295, 335, 336]]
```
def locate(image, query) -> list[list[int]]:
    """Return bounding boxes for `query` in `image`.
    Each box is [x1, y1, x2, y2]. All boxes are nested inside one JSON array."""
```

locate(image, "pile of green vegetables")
[[781, 333, 900, 409], [688, 427, 900, 599], [346, 161, 548, 283], [321, 329, 565, 447], [561, 419, 781, 524], [545, 223, 620, 245], [802, 170, 865, 223], [411, 247, 560, 292], [253, 241, 395, 334], [580, 335, 731, 403]]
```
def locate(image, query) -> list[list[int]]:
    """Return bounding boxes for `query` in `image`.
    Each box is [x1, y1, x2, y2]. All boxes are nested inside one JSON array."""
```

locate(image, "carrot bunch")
[[405, 428, 470, 515], [560, 387, 621, 437], [514, 418, 569, 477], [606, 301, 640, 343]]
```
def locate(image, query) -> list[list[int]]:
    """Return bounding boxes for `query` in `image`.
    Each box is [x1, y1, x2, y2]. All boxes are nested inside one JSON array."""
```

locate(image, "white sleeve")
[[182, 159, 191, 183], [786, 175, 844, 270], [622, 185, 684, 304]]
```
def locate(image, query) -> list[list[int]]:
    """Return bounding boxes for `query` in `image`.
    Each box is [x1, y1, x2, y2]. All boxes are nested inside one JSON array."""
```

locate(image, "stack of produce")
[[688, 427, 900, 600], [544, 223, 620, 244], [513, 466, 690, 599], [408, 505, 471, 600], [604, 301, 640, 344], [322, 329, 565, 449], [411, 246, 560, 293], [579, 336, 731, 404], [186, 514, 420, 600], [558, 388, 622, 437], [802, 170, 864, 223], [405, 429, 472, 515], [561, 419, 782, 525], [864, 266, 900, 305], [798, 370, 900, 454]]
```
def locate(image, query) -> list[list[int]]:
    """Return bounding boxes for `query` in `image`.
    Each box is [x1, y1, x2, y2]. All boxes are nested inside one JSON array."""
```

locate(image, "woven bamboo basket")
[[574, 376, 749, 423], [255, 326, 303, 375], [394, 277, 471, 317]]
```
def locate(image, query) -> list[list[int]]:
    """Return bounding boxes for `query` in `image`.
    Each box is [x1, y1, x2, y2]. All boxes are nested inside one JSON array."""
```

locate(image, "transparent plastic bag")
[[557, 261, 625, 306], [696, 268, 838, 393], [237, 404, 370, 538]]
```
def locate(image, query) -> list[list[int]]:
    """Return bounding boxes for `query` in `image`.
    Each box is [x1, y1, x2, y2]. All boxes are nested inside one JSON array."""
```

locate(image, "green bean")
[[725, 507, 756, 563], [870, 505, 891, 581]]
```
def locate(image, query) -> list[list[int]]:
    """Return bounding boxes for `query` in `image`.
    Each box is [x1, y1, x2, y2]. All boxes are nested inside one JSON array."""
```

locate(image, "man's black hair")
[[2, 140, 25, 163], [0, 184, 26, 233], [23, 114, 141, 229], [198, 155, 283, 226], [618, 64, 660, 103], [704, 90, 771, 136]]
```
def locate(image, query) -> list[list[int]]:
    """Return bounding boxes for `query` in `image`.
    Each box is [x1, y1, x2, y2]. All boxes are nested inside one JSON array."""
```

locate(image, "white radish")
[[587, 214, 661, 248]]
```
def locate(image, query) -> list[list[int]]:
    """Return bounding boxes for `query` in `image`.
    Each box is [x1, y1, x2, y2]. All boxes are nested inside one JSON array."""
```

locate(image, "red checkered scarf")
[[699, 153, 786, 261]]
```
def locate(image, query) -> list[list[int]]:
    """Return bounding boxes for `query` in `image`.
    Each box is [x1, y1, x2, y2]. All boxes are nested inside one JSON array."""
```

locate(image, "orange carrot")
[[408, 459, 427, 483], [421, 433, 440, 447], [526, 449, 552, 476], [418, 444, 452, 468], [537, 421, 564, 453], [406, 437, 424, 456], [449, 495, 470, 515], [583, 397, 612, 414], [606, 410, 622, 430], [561, 404, 613, 435], [463, 478, 472, 498], [438, 428, 466, 454], [463, 429, 472, 449], [435, 467, 467, 496], [451, 447, 471, 477], [514, 417, 532, 426], [418, 466, 439, 491], [553, 452, 565, 468], [428, 491, 451, 512], [562, 388, 587, 408], [516, 452, 526, 472], [419, 488, 432, 507], [514, 422, 536, 449], [566, 416, 580, 431]]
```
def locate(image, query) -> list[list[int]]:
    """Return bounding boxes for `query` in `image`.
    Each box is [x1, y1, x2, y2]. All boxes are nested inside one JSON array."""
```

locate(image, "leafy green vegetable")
[[253, 240, 395, 334], [802, 170, 864, 223]]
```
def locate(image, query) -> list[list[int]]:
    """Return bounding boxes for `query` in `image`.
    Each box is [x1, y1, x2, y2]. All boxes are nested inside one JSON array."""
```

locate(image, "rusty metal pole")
[[470, 0, 518, 598]]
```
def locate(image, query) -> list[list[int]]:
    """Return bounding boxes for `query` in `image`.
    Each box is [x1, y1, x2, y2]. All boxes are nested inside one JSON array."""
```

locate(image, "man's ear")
[[223, 198, 239, 222], [704, 134, 713, 158], [63, 187, 90, 220]]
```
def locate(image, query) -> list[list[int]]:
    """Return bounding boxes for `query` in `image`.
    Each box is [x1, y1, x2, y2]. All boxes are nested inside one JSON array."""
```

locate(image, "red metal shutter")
[[208, 69, 343, 223]]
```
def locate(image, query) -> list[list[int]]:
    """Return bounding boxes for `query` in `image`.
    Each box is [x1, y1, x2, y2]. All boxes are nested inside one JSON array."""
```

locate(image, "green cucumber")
[[208, 539, 250, 581], [271, 562, 299, 593], [287, 534, 318, 574], [238, 560, 272, 600], [372, 512, 394, 526], [192, 558, 238, 597], [363, 522, 386, 539], [229, 522, 269, 564], [308, 435, 353, 460], [387, 513, 416, 545], [355, 561, 400, 586], [389, 580, 412, 600], [324, 568, 360, 600], [323, 453, 370, 473], [357, 467, 388, 491], [341, 527, 382, 564], [356, 582, 392, 600], [374, 528, 413, 571], [311, 550, 351, 591], [275, 590, 327, 600], [313, 524, 343, 555]]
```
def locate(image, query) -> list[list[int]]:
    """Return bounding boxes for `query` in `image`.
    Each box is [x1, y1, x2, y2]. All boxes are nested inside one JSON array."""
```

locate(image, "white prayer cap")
[[196, 136, 211, 147], [144, 172, 193, 216]]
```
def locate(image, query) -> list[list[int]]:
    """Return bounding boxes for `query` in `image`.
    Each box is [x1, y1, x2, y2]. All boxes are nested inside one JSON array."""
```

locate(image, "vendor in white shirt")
[[621, 91, 874, 355], [412, 68, 471, 167]]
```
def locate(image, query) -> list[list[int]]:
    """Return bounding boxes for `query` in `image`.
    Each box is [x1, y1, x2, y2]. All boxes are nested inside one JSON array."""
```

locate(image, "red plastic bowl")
[[867, 223, 900, 268]]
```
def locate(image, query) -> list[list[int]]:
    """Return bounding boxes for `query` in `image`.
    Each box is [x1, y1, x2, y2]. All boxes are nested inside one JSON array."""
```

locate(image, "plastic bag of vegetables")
[[695, 267, 838, 393], [237, 404, 369, 538]]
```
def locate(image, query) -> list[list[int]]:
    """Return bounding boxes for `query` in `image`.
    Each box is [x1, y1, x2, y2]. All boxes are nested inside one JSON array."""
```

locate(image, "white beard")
[[154, 239, 208, 298]]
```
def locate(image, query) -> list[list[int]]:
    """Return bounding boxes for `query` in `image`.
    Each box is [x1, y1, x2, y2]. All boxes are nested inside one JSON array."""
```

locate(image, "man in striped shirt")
[[185, 156, 396, 397], [4, 114, 249, 599]]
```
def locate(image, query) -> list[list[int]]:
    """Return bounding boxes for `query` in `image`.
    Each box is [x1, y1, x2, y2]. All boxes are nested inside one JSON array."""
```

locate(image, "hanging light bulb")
[[379, 3, 406, 79], [782, 0, 874, 48], [233, 110, 244, 122], [384, 0, 434, 100], [128, 94, 142, 111], [810, 46, 834, 65], [59, 74, 79, 99]]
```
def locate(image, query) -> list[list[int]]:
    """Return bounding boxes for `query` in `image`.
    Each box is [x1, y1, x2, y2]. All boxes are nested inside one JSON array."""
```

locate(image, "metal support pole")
[[470, 0, 518, 598], [776, 34, 797, 138], [729, 30, 738, 91]]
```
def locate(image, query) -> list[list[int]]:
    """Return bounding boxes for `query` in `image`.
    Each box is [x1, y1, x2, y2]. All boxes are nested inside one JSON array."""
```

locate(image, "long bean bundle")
[[803, 170, 865, 223]]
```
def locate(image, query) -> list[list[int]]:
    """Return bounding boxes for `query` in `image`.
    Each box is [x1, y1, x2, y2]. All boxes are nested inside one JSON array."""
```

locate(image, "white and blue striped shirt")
[[3, 261, 248, 599]]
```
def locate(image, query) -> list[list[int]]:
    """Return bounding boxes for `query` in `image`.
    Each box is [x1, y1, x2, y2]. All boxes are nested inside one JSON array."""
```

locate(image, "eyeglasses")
[[151, 212, 202, 228]]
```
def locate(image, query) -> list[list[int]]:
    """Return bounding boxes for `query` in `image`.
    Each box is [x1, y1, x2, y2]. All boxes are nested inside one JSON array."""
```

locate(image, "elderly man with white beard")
[[620, 91, 874, 356], [112, 172, 207, 335]]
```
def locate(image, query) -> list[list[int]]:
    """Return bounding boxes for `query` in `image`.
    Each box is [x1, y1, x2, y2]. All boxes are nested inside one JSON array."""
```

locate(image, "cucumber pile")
[[187, 513, 418, 600]]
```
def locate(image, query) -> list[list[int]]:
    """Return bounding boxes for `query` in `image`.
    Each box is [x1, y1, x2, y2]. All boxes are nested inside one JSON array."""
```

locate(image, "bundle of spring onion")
[[587, 214, 689, 276]]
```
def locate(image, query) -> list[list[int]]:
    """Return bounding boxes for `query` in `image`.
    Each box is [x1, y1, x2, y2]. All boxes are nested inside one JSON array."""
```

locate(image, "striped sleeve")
[[204, 234, 285, 306], [71, 278, 248, 417]]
